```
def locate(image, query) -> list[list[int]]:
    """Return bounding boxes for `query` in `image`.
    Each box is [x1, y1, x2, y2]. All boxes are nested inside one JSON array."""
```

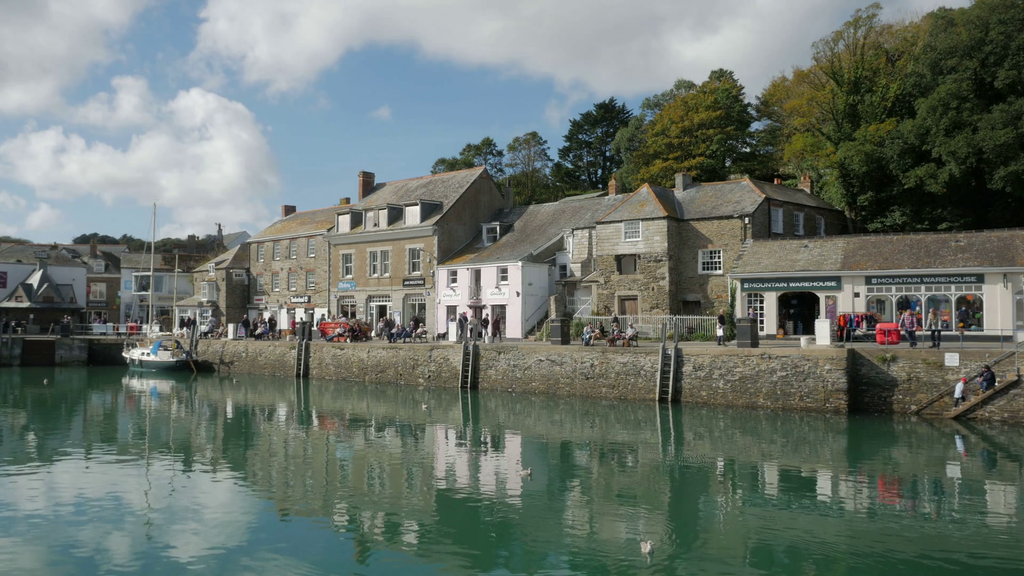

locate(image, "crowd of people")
[[581, 317, 638, 347], [447, 311, 503, 343]]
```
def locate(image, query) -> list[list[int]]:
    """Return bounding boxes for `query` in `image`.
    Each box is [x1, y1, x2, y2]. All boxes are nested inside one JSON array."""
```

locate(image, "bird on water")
[[641, 540, 654, 555], [520, 467, 532, 477], [43, 379, 49, 386]]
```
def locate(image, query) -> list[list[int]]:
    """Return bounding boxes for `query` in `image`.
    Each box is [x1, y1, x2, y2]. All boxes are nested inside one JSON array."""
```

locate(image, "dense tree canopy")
[[0, 235, 32, 244], [555, 98, 633, 191], [431, 137, 506, 178], [505, 131, 555, 205]]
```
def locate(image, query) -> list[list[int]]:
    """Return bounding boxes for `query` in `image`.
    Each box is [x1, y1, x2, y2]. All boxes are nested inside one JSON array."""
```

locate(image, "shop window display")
[[924, 294, 953, 330], [953, 294, 984, 330]]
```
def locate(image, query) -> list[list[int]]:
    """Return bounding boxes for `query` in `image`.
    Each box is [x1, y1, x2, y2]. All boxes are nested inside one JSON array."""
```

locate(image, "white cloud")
[[370, 105, 392, 121], [0, 88, 279, 238], [0, 223, 18, 236], [24, 203, 63, 231], [0, 190, 27, 211], [0, 0, 149, 115], [70, 76, 157, 129], [189, 0, 969, 101]]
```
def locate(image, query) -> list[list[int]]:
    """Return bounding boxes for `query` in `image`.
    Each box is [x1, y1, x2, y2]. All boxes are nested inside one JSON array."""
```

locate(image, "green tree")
[[612, 78, 697, 189], [431, 137, 506, 178], [72, 232, 123, 245], [557, 98, 633, 190], [505, 131, 554, 205], [633, 69, 754, 186], [0, 235, 31, 244]]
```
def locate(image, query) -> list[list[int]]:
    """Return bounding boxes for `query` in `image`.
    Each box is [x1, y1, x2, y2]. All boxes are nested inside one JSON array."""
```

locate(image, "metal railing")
[[565, 297, 592, 316], [573, 315, 718, 340]]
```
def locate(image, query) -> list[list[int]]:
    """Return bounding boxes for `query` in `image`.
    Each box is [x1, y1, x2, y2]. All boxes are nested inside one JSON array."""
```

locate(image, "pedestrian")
[[977, 364, 997, 393], [611, 313, 619, 329], [954, 377, 966, 408], [268, 314, 277, 339], [468, 312, 480, 343], [240, 314, 250, 339], [492, 314, 503, 343], [716, 310, 726, 346], [457, 312, 467, 342], [898, 309, 918, 348], [956, 305, 970, 330], [748, 307, 756, 319], [481, 314, 490, 340], [924, 308, 941, 349]]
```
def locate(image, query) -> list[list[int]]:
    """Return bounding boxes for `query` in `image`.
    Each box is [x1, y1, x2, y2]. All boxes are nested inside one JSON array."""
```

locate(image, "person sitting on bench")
[[625, 323, 638, 346]]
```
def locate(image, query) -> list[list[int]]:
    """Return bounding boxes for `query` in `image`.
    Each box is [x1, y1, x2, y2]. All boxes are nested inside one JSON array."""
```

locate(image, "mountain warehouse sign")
[[740, 277, 842, 291], [866, 274, 984, 285]]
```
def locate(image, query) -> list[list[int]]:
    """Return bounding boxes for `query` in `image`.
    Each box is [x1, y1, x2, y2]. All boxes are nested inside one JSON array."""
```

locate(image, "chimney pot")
[[674, 172, 693, 191], [89, 238, 98, 258], [798, 173, 813, 194], [774, 177, 782, 185], [282, 205, 297, 218], [358, 171, 376, 201], [607, 175, 619, 196], [339, 197, 350, 206]]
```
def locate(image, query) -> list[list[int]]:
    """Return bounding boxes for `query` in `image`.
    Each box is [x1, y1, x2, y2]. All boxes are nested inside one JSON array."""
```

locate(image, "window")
[[558, 264, 569, 279], [771, 207, 784, 234], [289, 240, 298, 259], [257, 244, 265, 262], [404, 205, 420, 226], [565, 233, 573, 258], [307, 238, 316, 258], [341, 253, 354, 278], [201, 282, 216, 301], [273, 243, 281, 260], [617, 255, 638, 275], [199, 308, 212, 325], [408, 247, 422, 275], [92, 261, 104, 273], [746, 292, 765, 334], [337, 296, 357, 319], [380, 250, 390, 277], [306, 271, 316, 290], [256, 275, 265, 293], [288, 272, 298, 291], [794, 212, 805, 236], [816, 215, 825, 237], [369, 251, 379, 277], [366, 210, 377, 229], [623, 220, 641, 241], [698, 249, 723, 274], [208, 263, 216, 275], [447, 269, 458, 286], [232, 270, 246, 281], [89, 282, 106, 301], [483, 225, 499, 245], [272, 273, 280, 292], [497, 267, 508, 284]]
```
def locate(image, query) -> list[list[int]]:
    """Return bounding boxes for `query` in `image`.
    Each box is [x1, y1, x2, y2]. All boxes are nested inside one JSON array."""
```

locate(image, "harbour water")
[[1, 367, 1022, 575]]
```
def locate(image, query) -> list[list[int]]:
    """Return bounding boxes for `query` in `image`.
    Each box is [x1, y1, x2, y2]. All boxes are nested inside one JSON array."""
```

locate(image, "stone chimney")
[[503, 184, 514, 210], [282, 205, 297, 218], [339, 197, 350, 206], [358, 171, 376, 201], [89, 238, 98, 258], [774, 177, 782, 185], [607, 175, 619, 196], [186, 234, 197, 254], [674, 172, 693, 191], [799, 174, 813, 194]]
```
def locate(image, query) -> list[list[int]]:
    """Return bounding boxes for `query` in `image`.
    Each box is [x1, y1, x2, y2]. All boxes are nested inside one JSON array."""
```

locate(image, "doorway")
[[618, 297, 639, 316], [778, 292, 819, 336]]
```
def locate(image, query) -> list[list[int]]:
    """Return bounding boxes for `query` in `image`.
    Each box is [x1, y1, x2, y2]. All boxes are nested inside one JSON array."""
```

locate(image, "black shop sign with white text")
[[402, 277, 426, 288], [740, 277, 842, 292]]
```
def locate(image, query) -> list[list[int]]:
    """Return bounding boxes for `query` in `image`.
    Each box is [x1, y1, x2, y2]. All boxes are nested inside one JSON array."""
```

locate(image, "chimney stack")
[[798, 174, 813, 194], [186, 234, 197, 254], [607, 175, 619, 196], [339, 197, 350, 206], [282, 205, 297, 218], [504, 185, 514, 210], [358, 171, 376, 201], [674, 172, 693, 191], [774, 177, 782, 185], [89, 238, 98, 258]]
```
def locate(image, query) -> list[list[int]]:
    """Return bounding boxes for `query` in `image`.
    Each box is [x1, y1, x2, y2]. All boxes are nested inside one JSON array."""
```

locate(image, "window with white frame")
[[746, 292, 765, 334], [307, 238, 316, 258], [404, 205, 420, 226], [408, 247, 422, 275], [271, 273, 280, 291], [306, 271, 316, 290], [498, 266, 508, 284], [565, 233, 573, 258], [199, 308, 212, 325], [340, 253, 353, 278], [771, 207, 784, 234], [698, 249, 723, 274], [288, 272, 297, 291], [816, 215, 825, 237], [341, 253, 354, 278], [366, 210, 377, 229], [256, 275, 265, 293], [558, 264, 569, 279], [380, 250, 390, 276], [232, 270, 246, 281], [257, 244, 265, 262], [289, 240, 298, 259], [92, 261, 104, 273], [208, 263, 216, 275], [623, 220, 641, 241], [89, 282, 106, 300], [273, 243, 281, 260], [483, 225, 499, 245], [368, 251, 379, 277], [447, 269, 458, 286], [794, 212, 805, 236], [201, 282, 217, 301]]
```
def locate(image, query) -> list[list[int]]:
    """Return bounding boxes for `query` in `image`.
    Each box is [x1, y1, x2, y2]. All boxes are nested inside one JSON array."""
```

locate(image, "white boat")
[[123, 338, 193, 371]]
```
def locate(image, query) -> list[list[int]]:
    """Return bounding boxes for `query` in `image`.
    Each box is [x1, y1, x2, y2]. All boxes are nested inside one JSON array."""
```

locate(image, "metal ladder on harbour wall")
[[656, 323, 680, 402], [294, 339, 311, 378], [459, 341, 479, 390]]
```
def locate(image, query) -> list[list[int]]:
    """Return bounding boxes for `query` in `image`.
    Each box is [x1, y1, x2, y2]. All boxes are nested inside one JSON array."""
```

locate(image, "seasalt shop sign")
[[740, 277, 842, 291]]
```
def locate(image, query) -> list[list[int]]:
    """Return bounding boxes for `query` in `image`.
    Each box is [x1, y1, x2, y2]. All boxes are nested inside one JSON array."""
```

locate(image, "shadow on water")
[[1, 367, 1024, 575]]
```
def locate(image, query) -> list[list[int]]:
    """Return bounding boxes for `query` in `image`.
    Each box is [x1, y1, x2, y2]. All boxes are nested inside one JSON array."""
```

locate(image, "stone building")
[[247, 205, 337, 328], [573, 173, 846, 317], [71, 241, 126, 323], [326, 167, 508, 333], [174, 244, 250, 329]]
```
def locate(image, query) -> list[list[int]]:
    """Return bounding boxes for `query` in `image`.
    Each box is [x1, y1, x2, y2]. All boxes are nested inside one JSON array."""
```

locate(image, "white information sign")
[[944, 353, 960, 367]]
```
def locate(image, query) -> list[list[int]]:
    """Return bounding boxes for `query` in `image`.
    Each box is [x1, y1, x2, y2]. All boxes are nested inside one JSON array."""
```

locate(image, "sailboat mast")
[[148, 203, 156, 332]]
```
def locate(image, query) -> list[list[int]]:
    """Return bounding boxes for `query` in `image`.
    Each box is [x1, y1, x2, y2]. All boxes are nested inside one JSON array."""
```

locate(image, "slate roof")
[[444, 194, 625, 266], [0, 245, 86, 267], [600, 178, 842, 222], [222, 231, 250, 247], [174, 295, 215, 308], [250, 206, 337, 241], [193, 245, 249, 272], [0, 267, 82, 309], [336, 167, 495, 235], [731, 229, 1024, 275]]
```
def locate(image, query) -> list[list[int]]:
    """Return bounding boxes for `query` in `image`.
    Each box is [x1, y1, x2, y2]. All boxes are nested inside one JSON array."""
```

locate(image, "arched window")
[[954, 294, 984, 330], [924, 294, 953, 330], [896, 295, 923, 325], [616, 255, 638, 275], [745, 292, 765, 333]]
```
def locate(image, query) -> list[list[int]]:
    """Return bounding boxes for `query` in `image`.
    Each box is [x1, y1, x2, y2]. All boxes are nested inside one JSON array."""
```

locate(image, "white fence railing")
[[572, 315, 718, 340], [565, 297, 592, 315]]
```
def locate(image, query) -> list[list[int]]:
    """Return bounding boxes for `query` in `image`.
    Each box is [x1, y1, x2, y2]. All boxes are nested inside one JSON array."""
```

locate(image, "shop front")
[[739, 277, 841, 336]]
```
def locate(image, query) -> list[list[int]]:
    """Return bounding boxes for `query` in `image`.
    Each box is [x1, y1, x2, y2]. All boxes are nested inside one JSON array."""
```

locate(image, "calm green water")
[[1, 368, 1022, 575]]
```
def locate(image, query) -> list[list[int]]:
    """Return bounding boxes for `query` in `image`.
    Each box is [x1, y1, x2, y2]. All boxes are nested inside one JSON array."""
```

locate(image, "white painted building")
[[118, 252, 200, 327]]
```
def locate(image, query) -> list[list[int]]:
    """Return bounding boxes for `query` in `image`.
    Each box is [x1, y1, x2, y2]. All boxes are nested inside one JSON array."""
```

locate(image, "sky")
[[0, 0, 968, 244]]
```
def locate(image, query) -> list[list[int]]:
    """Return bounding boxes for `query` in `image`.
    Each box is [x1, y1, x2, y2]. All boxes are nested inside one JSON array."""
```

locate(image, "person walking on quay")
[[492, 313, 503, 343], [716, 310, 726, 346], [954, 377, 967, 408], [925, 308, 942, 349], [268, 315, 277, 340], [481, 314, 490, 341], [457, 312, 467, 342], [898, 309, 918, 348], [468, 312, 480, 343], [977, 364, 997, 393]]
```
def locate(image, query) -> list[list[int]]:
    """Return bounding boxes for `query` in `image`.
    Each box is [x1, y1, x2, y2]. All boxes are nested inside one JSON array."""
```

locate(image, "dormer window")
[[92, 261, 104, 274], [404, 204, 420, 226], [208, 263, 216, 275], [366, 210, 377, 229], [378, 208, 388, 228], [337, 213, 351, 233], [483, 224, 500, 246]]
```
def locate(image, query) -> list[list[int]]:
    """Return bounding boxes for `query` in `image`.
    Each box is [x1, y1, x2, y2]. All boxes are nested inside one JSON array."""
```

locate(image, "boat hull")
[[123, 352, 191, 372]]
